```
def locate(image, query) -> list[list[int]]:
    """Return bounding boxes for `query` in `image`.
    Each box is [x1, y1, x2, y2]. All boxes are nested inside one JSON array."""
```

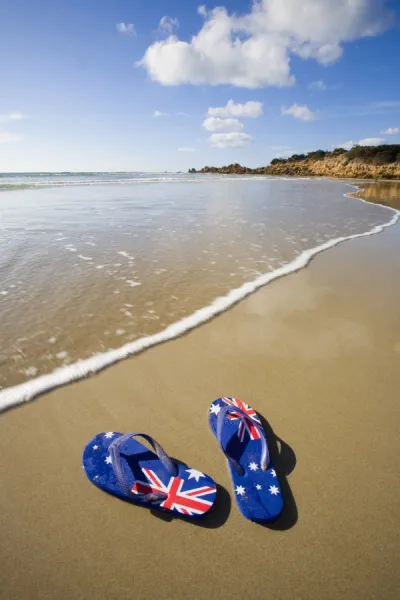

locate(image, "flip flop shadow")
[[257, 412, 298, 530]]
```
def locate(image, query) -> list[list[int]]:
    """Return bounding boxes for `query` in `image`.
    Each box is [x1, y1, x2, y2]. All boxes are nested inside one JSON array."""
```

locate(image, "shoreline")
[[350, 180, 400, 210], [1, 185, 400, 599], [1, 182, 398, 411]]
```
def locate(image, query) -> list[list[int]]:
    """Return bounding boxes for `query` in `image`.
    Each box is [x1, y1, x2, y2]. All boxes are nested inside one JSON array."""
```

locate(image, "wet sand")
[[352, 180, 400, 210], [1, 187, 400, 600], [1, 177, 392, 390]]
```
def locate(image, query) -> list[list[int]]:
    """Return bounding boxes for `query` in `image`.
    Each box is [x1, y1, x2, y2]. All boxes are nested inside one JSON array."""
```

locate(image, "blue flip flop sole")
[[209, 397, 283, 523], [83, 431, 217, 519]]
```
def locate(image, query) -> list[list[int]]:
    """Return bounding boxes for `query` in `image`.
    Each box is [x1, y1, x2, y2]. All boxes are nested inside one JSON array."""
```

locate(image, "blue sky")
[[0, 0, 399, 172]]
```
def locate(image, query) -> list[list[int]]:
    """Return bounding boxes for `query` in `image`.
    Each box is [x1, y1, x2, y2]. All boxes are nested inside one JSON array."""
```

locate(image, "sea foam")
[[0, 185, 398, 412]]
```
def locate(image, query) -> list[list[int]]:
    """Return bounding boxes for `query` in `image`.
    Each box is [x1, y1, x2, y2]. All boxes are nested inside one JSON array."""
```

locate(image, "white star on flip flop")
[[104, 432, 115, 439], [105, 456, 112, 464], [235, 485, 246, 496], [185, 468, 205, 482], [249, 462, 259, 471], [210, 404, 221, 415], [92, 445, 99, 450], [256, 484, 262, 490], [270, 468, 277, 478], [269, 485, 280, 496]]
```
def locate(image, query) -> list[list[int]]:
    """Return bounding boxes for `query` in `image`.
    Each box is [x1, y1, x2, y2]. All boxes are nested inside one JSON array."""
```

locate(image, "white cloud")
[[275, 149, 295, 158], [334, 137, 386, 150], [203, 117, 243, 132], [154, 110, 189, 118], [139, 1, 392, 88], [381, 127, 399, 135], [8, 112, 28, 120], [159, 16, 179, 35], [293, 41, 342, 64], [0, 112, 29, 123], [177, 147, 196, 152], [204, 101, 258, 144], [116, 22, 136, 36], [209, 132, 252, 148], [0, 132, 22, 143], [334, 140, 355, 151], [309, 80, 327, 91], [358, 137, 385, 146], [281, 103, 316, 121], [271, 145, 294, 157], [207, 100, 263, 118]]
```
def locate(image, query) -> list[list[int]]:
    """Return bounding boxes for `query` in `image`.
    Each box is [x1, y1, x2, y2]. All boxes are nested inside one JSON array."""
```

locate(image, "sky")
[[0, 0, 399, 172]]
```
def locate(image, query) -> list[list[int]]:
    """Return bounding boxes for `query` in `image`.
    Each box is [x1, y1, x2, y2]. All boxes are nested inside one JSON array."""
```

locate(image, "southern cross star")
[[269, 485, 280, 495], [235, 485, 246, 496], [92, 445, 99, 450], [104, 432, 115, 439], [249, 462, 259, 471], [209, 404, 221, 415], [256, 484, 262, 490], [105, 456, 112, 464], [185, 468, 205, 482], [270, 468, 277, 478]]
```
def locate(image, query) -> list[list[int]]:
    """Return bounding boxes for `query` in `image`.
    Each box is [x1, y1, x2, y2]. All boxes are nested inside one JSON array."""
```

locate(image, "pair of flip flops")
[[83, 397, 283, 523]]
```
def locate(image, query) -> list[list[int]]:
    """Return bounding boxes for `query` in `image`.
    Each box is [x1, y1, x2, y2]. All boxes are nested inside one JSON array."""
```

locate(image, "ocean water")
[[0, 172, 398, 409]]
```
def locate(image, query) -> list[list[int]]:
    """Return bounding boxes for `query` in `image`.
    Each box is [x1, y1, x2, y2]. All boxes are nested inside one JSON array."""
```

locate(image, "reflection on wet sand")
[[353, 181, 400, 211], [0, 177, 397, 391]]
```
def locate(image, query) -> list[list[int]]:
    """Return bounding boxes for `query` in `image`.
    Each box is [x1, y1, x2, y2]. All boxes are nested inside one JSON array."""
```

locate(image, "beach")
[[1, 182, 399, 600], [0, 175, 395, 394]]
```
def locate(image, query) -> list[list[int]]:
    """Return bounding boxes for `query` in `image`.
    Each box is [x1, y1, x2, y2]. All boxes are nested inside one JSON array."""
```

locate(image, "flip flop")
[[209, 397, 283, 523], [83, 431, 217, 519]]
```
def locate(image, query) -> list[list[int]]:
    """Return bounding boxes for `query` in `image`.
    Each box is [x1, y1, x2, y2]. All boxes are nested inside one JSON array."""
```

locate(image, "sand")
[[1, 195, 400, 600], [353, 181, 400, 211]]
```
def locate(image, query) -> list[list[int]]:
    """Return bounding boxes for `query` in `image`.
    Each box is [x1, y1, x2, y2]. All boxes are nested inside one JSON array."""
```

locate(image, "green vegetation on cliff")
[[189, 145, 400, 180]]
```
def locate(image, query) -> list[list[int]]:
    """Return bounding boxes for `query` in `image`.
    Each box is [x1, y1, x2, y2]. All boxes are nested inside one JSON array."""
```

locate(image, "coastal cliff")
[[189, 145, 400, 180]]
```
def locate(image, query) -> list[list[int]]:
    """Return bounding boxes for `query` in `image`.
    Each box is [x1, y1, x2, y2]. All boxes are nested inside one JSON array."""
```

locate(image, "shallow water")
[[0, 174, 395, 390]]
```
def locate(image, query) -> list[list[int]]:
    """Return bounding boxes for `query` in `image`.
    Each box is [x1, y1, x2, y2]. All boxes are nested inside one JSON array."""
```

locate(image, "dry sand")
[[1, 193, 400, 600]]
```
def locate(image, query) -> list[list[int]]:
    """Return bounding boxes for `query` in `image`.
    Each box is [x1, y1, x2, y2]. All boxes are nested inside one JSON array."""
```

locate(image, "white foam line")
[[1, 175, 307, 190], [0, 185, 398, 412]]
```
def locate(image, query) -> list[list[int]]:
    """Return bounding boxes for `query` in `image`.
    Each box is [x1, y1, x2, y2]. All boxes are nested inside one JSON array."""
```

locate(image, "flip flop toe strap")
[[109, 432, 178, 503], [216, 405, 269, 474]]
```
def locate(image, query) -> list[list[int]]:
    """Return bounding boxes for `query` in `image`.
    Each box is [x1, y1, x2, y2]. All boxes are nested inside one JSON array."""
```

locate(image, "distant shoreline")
[[189, 168, 400, 180], [189, 144, 400, 180]]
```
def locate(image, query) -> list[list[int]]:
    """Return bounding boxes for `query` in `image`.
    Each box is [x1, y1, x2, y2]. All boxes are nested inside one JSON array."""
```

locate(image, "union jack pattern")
[[132, 468, 216, 516], [221, 397, 262, 442]]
